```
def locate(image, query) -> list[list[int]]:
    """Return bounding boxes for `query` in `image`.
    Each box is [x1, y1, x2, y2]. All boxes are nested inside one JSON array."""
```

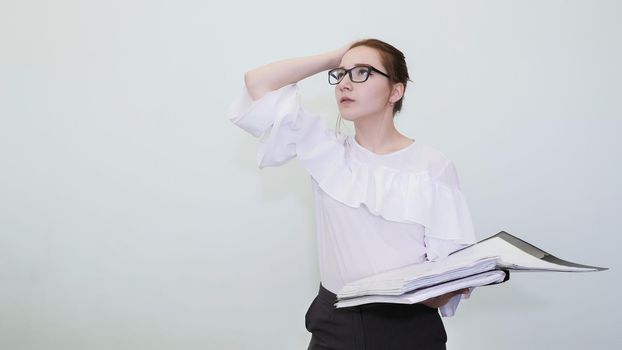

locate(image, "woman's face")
[[335, 46, 393, 122]]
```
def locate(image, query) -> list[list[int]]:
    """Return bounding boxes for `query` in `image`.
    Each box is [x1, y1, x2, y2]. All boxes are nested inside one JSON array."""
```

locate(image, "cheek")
[[364, 84, 391, 107]]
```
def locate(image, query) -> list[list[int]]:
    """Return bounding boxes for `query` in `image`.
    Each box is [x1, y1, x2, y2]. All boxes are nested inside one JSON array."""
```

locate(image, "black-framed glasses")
[[328, 65, 390, 85]]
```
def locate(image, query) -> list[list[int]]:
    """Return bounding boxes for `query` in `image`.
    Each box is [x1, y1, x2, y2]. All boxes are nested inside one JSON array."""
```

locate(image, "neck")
[[353, 109, 411, 154]]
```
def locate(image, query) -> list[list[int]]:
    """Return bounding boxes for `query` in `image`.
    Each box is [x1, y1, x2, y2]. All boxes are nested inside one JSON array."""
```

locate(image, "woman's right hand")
[[326, 42, 355, 67]]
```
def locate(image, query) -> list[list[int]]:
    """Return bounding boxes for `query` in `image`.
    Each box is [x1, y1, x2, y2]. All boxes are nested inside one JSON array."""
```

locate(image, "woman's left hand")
[[420, 289, 469, 308]]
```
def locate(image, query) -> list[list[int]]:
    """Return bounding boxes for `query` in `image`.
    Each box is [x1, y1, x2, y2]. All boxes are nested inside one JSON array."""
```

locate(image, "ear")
[[389, 82, 404, 104]]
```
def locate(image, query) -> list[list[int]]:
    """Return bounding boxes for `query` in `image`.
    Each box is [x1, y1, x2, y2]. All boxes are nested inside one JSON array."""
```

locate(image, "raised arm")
[[244, 44, 351, 101]]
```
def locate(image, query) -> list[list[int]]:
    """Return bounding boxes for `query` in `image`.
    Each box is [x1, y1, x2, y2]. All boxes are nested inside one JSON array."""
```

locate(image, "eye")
[[353, 67, 370, 78], [330, 69, 346, 80]]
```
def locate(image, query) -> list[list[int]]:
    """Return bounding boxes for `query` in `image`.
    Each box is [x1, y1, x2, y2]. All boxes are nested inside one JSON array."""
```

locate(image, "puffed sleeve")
[[227, 83, 336, 169], [424, 160, 477, 317]]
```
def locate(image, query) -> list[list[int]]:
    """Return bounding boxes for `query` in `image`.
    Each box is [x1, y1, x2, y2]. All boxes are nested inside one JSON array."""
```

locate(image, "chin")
[[338, 110, 359, 122]]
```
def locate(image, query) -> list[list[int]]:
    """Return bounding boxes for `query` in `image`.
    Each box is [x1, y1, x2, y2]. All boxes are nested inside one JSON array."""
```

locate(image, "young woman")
[[229, 39, 476, 350]]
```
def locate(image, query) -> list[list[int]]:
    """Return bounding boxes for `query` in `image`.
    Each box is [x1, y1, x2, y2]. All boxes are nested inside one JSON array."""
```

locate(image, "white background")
[[1, 0, 620, 349]]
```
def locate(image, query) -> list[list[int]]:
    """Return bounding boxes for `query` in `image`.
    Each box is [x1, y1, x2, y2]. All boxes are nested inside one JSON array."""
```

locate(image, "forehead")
[[340, 46, 384, 69]]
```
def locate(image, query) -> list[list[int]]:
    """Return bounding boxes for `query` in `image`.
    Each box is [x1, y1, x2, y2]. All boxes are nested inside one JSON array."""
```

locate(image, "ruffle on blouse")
[[228, 84, 476, 245]]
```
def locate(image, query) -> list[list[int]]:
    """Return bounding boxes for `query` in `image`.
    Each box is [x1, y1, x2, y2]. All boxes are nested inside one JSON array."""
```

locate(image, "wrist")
[[317, 51, 341, 71]]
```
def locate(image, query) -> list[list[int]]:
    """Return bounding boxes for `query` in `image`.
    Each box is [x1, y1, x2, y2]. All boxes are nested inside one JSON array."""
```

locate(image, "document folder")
[[335, 231, 607, 308]]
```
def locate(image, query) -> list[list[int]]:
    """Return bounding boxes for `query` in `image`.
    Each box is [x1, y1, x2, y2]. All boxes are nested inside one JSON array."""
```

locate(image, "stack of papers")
[[335, 231, 607, 308]]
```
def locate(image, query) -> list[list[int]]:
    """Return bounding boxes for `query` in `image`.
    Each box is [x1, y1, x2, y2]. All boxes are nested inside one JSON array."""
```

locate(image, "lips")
[[340, 97, 355, 103]]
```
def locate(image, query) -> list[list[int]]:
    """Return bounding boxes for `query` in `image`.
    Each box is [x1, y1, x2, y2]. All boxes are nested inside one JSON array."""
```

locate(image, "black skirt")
[[305, 284, 447, 350]]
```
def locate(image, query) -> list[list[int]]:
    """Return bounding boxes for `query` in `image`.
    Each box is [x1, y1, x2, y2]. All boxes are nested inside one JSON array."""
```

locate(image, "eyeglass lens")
[[328, 66, 371, 84]]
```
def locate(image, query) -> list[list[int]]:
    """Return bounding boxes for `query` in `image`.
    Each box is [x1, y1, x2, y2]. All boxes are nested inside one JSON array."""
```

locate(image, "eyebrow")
[[338, 63, 373, 69]]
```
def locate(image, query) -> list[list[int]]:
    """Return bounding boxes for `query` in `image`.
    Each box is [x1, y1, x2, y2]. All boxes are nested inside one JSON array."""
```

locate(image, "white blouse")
[[228, 84, 477, 316]]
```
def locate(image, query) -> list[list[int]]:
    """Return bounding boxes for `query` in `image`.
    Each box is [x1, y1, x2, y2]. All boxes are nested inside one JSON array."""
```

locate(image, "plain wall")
[[1, 0, 620, 349]]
